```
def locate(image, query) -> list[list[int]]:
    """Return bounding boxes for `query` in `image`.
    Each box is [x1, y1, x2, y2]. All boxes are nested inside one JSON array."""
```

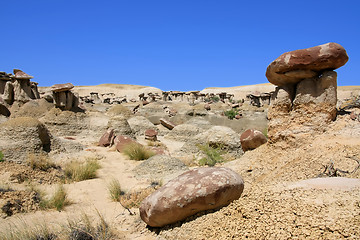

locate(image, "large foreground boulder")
[[140, 167, 244, 227]]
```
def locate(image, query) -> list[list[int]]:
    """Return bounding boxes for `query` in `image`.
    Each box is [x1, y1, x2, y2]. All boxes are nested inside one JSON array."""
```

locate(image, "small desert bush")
[[122, 143, 155, 161], [107, 179, 123, 202], [64, 158, 101, 182], [40, 185, 70, 211], [0, 150, 4, 162], [262, 128, 268, 138], [197, 143, 224, 167], [224, 108, 240, 120], [28, 153, 57, 171]]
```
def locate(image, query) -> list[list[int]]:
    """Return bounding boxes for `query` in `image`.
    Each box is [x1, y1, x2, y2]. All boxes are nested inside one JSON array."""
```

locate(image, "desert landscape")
[[0, 42, 359, 239]]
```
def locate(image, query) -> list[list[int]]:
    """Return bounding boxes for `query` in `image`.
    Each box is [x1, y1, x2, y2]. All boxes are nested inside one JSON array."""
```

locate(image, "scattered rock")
[[114, 135, 138, 152], [240, 129, 267, 152], [160, 118, 176, 130], [140, 167, 244, 227], [98, 129, 115, 147], [145, 129, 158, 141], [128, 116, 158, 136]]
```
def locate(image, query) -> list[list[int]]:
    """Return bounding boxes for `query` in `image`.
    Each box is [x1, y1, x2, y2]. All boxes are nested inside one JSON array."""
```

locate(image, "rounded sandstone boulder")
[[240, 129, 267, 152], [266, 42, 348, 86], [139, 167, 244, 227]]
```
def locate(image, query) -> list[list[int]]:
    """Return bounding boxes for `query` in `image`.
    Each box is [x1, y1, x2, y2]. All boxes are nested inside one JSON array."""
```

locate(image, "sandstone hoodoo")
[[266, 43, 349, 145], [139, 167, 244, 227], [266, 42, 348, 86], [240, 129, 267, 152], [51, 83, 79, 110]]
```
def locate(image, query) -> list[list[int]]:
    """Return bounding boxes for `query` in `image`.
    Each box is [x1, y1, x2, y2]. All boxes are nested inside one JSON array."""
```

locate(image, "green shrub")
[[122, 143, 155, 161], [212, 96, 220, 102], [197, 143, 224, 166], [28, 153, 57, 171], [40, 185, 70, 211], [107, 179, 123, 202], [0, 150, 3, 162], [64, 158, 101, 182], [224, 108, 239, 120], [262, 128, 268, 138]]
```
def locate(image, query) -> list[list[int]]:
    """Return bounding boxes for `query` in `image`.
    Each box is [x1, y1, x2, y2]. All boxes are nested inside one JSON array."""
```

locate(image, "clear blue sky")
[[1, 0, 359, 91]]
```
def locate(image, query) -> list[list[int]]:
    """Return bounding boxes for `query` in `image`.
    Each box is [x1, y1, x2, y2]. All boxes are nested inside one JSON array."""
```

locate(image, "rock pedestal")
[[51, 83, 79, 110], [0, 69, 40, 105], [266, 43, 348, 145]]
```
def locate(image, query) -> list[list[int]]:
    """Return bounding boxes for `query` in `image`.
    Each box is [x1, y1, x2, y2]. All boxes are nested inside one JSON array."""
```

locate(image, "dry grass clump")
[[40, 185, 70, 211], [146, 141, 165, 147], [106, 104, 132, 118], [0, 222, 57, 240], [64, 158, 101, 182], [107, 179, 123, 202], [66, 212, 116, 240], [120, 181, 162, 208], [28, 153, 57, 171], [0, 211, 116, 240], [122, 143, 155, 161]]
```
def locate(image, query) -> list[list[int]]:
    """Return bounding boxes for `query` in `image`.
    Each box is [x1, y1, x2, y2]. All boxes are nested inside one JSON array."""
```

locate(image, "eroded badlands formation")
[[0, 42, 359, 239]]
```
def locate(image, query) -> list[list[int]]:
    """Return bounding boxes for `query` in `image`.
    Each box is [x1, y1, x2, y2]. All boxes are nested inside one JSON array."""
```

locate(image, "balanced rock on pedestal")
[[266, 42, 348, 86], [266, 43, 348, 145], [51, 83, 79, 110]]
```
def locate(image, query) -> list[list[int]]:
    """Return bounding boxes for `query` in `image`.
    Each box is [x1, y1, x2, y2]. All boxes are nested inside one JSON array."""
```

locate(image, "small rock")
[[160, 118, 176, 130], [240, 129, 267, 152], [99, 129, 115, 147], [145, 129, 158, 141]]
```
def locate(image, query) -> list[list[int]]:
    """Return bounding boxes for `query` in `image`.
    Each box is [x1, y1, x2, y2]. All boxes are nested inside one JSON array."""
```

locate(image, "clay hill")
[[0, 42, 359, 239]]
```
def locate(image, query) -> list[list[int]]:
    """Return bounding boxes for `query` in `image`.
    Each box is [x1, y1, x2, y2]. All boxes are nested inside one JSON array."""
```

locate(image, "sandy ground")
[[1, 83, 360, 239]]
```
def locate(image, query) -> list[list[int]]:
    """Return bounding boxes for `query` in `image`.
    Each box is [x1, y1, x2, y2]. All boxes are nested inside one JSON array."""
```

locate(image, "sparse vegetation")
[[0, 211, 116, 240], [0, 150, 3, 162], [197, 143, 224, 167], [262, 128, 268, 138], [28, 153, 57, 171], [0, 221, 57, 240], [107, 178, 123, 202], [120, 186, 158, 209], [122, 143, 155, 161], [224, 108, 241, 120], [40, 185, 70, 211], [66, 212, 115, 240], [64, 158, 101, 182]]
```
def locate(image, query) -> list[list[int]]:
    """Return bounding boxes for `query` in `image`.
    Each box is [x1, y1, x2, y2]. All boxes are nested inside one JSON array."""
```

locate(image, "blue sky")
[[1, 0, 359, 91]]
